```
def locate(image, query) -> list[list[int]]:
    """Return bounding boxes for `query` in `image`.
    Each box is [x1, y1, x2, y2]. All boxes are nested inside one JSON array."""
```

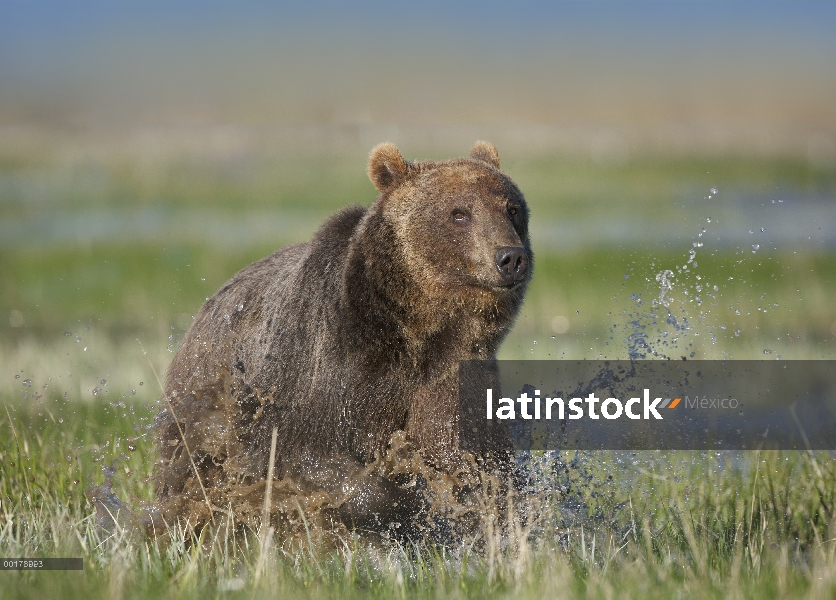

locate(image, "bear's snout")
[[494, 246, 529, 285]]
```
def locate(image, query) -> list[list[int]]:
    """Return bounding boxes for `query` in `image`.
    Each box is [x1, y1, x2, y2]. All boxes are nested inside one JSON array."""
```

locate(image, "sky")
[[1, 1, 834, 130]]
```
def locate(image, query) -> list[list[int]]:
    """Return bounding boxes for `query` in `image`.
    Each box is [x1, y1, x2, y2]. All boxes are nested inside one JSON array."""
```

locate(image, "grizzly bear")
[[154, 141, 532, 536]]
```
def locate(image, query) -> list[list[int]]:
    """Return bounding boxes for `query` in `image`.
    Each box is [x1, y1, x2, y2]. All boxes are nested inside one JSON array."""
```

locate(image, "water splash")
[[618, 188, 732, 360], [655, 270, 675, 308]]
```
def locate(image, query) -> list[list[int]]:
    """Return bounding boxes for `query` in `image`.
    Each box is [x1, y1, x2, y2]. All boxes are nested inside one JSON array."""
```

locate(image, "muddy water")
[[88, 372, 528, 549]]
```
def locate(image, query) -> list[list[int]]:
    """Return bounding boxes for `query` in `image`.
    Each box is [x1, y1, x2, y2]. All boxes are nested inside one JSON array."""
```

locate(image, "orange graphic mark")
[[668, 398, 681, 409]]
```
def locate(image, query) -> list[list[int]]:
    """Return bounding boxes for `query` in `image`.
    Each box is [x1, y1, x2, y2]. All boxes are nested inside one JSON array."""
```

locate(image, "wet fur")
[[155, 142, 532, 534]]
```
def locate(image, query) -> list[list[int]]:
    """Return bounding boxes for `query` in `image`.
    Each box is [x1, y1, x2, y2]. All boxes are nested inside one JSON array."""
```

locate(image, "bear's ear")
[[469, 140, 500, 169], [368, 142, 409, 192]]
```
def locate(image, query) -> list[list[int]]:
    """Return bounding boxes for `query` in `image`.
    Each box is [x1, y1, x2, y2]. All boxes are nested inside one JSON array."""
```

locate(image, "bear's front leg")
[[404, 372, 476, 475]]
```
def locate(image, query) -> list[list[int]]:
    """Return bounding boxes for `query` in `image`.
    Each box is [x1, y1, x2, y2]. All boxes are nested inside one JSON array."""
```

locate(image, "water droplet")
[[139, 382, 144, 386], [763, 349, 773, 355], [760, 227, 765, 232], [710, 188, 718, 195], [92, 387, 100, 396], [706, 217, 712, 223], [655, 270, 675, 308], [752, 244, 759, 253], [100, 379, 107, 386], [14, 374, 20, 379], [22, 379, 31, 387]]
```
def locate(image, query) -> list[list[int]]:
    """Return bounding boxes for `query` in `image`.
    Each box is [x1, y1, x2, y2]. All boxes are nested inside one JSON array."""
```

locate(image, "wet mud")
[[89, 373, 524, 550]]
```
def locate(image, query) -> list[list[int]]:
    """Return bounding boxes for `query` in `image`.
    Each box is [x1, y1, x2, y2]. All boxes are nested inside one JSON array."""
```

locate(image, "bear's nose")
[[494, 246, 529, 285]]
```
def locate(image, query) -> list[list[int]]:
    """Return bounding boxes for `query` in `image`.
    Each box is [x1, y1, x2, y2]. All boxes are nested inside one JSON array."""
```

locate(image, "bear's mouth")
[[452, 273, 522, 293], [492, 281, 524, 292]]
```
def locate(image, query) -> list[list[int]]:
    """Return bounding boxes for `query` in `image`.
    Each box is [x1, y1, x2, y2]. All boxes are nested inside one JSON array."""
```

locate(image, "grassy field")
[[2, 142, 836, 598], [3, 401, 836, 599]]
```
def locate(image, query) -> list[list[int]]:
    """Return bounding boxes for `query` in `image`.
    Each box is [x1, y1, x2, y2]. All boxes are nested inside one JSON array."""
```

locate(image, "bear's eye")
[[451, 209, 470, 224], [508, 206, 518, 216]]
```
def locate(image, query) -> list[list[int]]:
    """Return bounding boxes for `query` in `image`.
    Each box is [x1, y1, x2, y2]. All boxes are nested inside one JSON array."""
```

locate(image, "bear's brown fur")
[[154, 141, 532, 535]]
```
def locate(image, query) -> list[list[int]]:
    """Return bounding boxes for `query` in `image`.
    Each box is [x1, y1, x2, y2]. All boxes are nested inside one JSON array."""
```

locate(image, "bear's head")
[[365, 141, 532, 319]]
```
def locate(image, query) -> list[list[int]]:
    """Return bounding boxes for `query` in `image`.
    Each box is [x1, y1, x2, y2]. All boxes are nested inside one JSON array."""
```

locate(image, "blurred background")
[[1, 1, 835, 408]]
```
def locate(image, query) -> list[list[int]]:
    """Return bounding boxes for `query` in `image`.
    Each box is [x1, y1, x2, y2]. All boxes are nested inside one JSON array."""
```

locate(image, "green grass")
[[3, 400, 836, 599]]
